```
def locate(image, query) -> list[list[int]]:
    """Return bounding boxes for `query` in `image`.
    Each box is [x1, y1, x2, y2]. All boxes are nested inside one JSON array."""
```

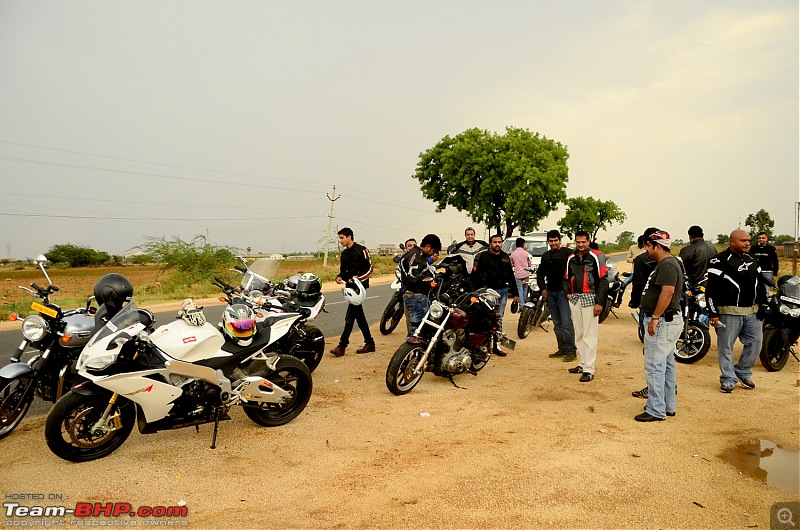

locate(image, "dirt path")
[[2, 280, 799, 529]]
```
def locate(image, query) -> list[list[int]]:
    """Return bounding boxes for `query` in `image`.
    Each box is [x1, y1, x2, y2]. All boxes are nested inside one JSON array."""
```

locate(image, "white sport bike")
[[45, 301, 312, 462]]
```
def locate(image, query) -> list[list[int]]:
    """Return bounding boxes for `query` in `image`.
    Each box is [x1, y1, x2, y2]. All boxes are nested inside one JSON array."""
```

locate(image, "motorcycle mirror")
[[398, 243, 405, 249], [35, 255, 54, 286], [35, 254, 48, 265], [393, 255, 401, 263]]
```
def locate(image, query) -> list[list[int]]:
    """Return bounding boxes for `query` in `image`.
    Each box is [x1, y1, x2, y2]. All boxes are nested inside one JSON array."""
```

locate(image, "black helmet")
[[93, 273, 133, 309]]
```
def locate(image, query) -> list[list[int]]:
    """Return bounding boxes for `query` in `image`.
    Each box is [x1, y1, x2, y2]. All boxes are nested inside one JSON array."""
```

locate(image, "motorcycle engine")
[[440, 348, 472, 374]]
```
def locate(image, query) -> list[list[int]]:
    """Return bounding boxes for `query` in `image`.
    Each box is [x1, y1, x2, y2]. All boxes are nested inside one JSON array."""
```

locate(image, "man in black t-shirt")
[[635, 230, 684, 422], [536, 230, 576, 359]]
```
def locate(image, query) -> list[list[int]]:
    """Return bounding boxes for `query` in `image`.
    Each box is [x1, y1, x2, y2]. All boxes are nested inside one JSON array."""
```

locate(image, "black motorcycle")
[[598, 262, 621, 324], [379, 255, 405, 335], [759, 274, 800, 371], [385, 256, 513, 395], [517, 271, 550, 339], [0, 255, 97, 438]]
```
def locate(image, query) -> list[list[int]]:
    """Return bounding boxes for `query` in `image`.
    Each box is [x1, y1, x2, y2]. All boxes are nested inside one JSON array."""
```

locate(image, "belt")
[[643, 310, 679, 322]]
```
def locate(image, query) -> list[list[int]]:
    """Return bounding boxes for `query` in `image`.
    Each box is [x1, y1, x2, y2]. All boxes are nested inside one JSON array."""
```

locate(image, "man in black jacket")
[[536, 230, 576, 360], [330, 227, 375, 357], [472, 234, 518, 355], [678, 225, 717, 287], [707, 229, 767, 393], [399, 234, 442, 338], [751, 231, 779, 297]]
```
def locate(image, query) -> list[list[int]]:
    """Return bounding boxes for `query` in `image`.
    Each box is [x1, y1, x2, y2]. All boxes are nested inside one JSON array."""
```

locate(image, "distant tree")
[[413, 126, 569, 237], [557, 197, 626, 240], [46, 244, 109, 267], [616, 231, 635, 247], [716, 233, 729, 245], [138, 235, 235, 284], [774, 234, 794, 244], [744, 209, 775, 239]]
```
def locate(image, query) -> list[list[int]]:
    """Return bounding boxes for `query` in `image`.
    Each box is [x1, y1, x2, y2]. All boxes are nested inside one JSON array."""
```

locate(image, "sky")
[[0, 0, 797, 259]]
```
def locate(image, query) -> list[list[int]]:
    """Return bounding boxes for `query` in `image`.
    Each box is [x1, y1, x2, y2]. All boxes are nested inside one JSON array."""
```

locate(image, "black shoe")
[[579, 372, 594, 382], [493, 348, 507, 357], [568, 366, 583, 374], [548, 351, 566, 358], [720, 384, 735, 394], [562, 353, 577, 363], [643, 406, 675, 417], [635, 412, 665, 422], [631, 387, 648, 399], [739, 377, 756, 389]]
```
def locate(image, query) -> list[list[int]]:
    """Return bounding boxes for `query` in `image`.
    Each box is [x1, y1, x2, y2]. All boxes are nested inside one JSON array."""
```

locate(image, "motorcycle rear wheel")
[[759, 327, 789, 372], [386, 343, 426, 395], [291, 324, 325, 373], [517, 307, 533, 339], [242, 356, 312, 427], [598, 298, 613, 324], [45, 391, 135, 462], [674, 323, 711, 364], [0, 376, 34, 439], [379, 294, 404, 335]]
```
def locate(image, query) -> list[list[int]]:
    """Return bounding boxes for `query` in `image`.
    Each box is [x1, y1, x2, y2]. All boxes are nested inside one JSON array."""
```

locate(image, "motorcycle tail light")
[[449, 308, 469, 329]]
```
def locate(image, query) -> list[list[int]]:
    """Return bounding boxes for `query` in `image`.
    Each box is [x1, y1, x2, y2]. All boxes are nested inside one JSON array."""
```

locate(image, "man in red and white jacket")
[[562, 231, 609, 382]]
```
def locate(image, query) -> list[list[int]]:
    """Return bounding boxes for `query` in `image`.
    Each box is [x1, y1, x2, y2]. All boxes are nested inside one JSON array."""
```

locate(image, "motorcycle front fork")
[[92, 392, 123, 433]]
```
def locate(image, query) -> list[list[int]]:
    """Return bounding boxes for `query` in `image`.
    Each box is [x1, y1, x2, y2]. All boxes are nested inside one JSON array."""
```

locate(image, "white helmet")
[[343, 278, 367, 306]]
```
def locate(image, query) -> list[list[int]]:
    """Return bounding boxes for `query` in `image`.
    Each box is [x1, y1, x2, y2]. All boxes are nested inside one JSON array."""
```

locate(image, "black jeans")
[[339, 303, 374, 347]]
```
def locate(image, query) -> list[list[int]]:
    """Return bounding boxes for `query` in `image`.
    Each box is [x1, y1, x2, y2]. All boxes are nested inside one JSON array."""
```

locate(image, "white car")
[[501, 232, 549, 278]]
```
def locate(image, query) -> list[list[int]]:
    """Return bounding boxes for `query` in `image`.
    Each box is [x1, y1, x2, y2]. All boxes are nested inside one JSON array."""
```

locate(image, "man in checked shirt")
[[562, 231, 609, 382]]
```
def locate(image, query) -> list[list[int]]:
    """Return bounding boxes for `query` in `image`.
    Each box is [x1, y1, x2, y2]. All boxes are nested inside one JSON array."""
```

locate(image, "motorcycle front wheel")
[[598, 298, 613, 324], [386, 343, 426, 395], [379, 294, 404, 335], [532, 299, 550, 328], [0, 376, 34, 439], [517, 307, 533, 339], [243, 356, 312, 427], [674, 323, 711, 364], [45, 391, 135, 462], [759, 327, 789, 372]]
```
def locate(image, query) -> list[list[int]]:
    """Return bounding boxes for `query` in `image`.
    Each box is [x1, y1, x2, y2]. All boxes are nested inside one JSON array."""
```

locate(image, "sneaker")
[[329, 345, 346, 357], [643, 406, 675, 417], [739, 377, 756, 389], [548, 351, 566, 358], [562, 353, 577, 363], [568, 365, 583, 374], [720, 384, 735, 394], [356, 343, 376, 354], [631, 387, 648, 399], [579, 372, 594, 382], [634, 412, 665, 422]]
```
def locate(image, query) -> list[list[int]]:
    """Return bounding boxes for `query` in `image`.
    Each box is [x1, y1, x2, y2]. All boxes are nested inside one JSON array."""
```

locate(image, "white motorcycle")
[[44, 300, 312, 462]]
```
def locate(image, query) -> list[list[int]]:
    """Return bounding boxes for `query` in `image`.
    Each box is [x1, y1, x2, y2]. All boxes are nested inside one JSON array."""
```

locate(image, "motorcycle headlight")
[[696, 293, 706, 309], [22, 315, 48, 342], [791, 308, 800, 318], [77, 351, 119, 371], [429, 302, 445, 320], [780, 305, 790, 315]]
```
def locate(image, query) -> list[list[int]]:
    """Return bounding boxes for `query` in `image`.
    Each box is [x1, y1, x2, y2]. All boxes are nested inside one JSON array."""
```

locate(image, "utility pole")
[[323, 185, 340, 268]]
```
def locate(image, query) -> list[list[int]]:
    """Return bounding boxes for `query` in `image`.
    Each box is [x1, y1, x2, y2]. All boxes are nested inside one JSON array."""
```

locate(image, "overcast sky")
[[1, 1, 797, 259]]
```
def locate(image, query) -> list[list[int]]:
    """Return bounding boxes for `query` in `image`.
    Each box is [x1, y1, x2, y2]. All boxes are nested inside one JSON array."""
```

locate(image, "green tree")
[[413, 126, 569, 237], [716, 233, 729, 245], [744, 209, 775, 239], [774, 234, 794, 244], [138, 235, 235, 284], [616, 231, 635, 247], [46, 244, 110, 267], [557, 197, 626, 241]]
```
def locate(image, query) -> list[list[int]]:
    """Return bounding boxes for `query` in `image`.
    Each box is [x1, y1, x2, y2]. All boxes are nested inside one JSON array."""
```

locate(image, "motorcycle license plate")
[[31, 302, 57, 318], [500, 336, 516, 351]]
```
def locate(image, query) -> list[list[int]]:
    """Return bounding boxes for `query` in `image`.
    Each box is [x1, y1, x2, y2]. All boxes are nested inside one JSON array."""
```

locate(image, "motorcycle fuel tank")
[[149, 320, 226, 363], [60, 313, 96, 348]]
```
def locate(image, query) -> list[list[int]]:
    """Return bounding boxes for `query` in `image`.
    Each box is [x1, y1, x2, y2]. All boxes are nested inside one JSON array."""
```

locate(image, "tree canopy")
[[413, 126, 569, 237], [557, 196, 626, 241], [744, 209, 775, 239], [46, 244, 109, 267], [138, 235, 235, 284]]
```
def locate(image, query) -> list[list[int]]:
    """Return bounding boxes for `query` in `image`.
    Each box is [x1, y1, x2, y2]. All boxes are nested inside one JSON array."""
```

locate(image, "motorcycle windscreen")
[[87, 302, 141, 348]]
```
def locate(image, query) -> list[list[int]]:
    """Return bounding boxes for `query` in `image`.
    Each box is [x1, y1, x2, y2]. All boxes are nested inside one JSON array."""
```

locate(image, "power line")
[[0, 211, 325, 222]]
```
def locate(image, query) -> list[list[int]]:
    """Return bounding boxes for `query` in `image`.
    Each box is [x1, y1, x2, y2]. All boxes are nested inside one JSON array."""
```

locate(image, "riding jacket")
[[562, 249, 609, 305], [399, 246, 432, 294], [678, 239, 717, 287], [472, 250, 519, 297], [339, 243, 373, 288], [706, 248, 766, 317]]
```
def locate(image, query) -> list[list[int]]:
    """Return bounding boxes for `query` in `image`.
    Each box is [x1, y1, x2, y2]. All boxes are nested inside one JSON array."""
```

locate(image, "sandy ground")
[[2, 272, 799, 529]]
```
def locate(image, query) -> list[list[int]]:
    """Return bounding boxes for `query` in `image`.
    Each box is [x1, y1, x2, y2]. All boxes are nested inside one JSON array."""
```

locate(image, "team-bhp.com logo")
[[4, 501, 188, 525]]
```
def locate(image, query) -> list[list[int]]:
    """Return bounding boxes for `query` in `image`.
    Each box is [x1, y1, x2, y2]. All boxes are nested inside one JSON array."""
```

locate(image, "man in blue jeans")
[[472, 234, 519, 356], [536, 230, 576, 360], [635, 230, 684, 422], [706, 229, 767, 393], [398, 234, 442, 341]]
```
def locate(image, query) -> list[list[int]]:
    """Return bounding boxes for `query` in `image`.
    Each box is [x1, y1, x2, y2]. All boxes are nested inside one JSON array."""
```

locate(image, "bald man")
[[706, 229, 767, 394]]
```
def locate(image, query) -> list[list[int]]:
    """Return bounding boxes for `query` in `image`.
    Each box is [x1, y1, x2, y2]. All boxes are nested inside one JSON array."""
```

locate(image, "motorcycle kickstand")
[[210, 407, 222, 450], [448, 376, 467, 389]]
